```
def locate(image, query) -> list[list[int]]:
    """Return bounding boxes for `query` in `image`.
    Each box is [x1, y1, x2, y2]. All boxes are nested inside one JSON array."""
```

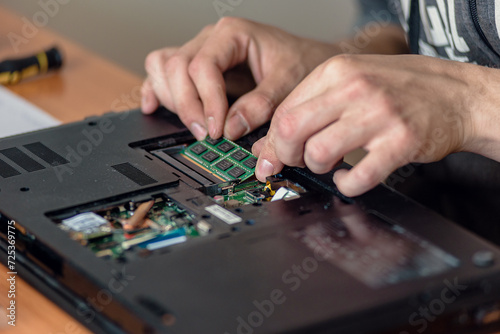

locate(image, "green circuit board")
[[182, 137, 257, 182], [59, 198, 198, 260]]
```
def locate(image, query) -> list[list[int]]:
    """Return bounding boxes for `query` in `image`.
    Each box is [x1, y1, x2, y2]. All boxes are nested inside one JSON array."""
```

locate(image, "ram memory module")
[[181, 137, 258, 181]]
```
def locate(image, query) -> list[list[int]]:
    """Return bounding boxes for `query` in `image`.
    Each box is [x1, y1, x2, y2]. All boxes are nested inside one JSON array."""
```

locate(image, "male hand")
[[254, 54, 488, 197], [141, 17, 338, 141]]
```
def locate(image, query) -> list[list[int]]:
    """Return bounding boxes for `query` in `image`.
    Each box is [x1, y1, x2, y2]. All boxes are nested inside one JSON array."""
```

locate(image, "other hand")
[[141, 17, 339, 140], [254, 54, 486, 197]]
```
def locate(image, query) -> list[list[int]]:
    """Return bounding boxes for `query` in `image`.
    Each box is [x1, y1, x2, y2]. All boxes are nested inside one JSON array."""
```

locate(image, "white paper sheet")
[[0, 86, 61, 139]]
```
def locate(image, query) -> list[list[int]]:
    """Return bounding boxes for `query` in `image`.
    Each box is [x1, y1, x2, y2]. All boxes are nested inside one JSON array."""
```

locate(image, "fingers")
[[165, 52, 207, 140], [273, 60, 340, 116], [143, 27, 214, 140], [303, 116, 379, 174], [188, 24, 250, 139], [167, 66, 208, 140], [271, 91, 345, 167], [189, 60, 228, 139], [250, 59, 353, 171], [144, 19, 260, 140], [333, 144, 406, 197], [252, 76, 341, 182], [143, 18, 335, 142], [141, 77, 160, 114], [143, 47, 179, 112], [224, 61, 317, 140]]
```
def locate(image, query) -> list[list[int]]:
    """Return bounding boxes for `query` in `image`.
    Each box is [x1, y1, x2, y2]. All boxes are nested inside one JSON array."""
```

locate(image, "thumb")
[[253, 134, 285, 182]]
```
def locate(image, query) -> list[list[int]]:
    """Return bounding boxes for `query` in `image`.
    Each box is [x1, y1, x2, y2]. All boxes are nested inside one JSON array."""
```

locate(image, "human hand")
[[141, 17, 338, 140], [254, 54, 487, 197]]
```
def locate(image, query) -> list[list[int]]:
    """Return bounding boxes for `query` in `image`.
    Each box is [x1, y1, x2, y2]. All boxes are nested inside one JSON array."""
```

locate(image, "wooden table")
[[0, 6, 143, 333]]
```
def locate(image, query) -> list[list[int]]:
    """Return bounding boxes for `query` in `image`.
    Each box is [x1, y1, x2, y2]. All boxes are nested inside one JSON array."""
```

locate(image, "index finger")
[[188, 21, 252, 139], [274, 55, 358, 116]]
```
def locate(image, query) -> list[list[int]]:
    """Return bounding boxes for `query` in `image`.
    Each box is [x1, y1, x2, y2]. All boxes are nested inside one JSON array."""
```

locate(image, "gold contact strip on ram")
[[180, 153, 228, 182]]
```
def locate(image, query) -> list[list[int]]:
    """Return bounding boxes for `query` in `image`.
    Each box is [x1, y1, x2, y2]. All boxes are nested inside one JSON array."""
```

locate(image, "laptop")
[[1, 107, 500, 334]]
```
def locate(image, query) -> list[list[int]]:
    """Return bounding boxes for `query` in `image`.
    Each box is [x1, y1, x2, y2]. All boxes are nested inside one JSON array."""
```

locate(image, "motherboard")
[[55, 137, 306, 261]]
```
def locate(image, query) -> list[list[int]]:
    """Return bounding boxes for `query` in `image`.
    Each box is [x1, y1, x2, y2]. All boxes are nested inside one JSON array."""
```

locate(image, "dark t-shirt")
[[360, 0, 500, 65], [358, 0, 500, 243]]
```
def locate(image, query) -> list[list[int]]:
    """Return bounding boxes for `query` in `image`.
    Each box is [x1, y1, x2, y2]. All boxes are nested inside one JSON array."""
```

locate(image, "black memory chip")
[[231, 150, 249, 161], [190, 144, 207, 155], [243, 157, 257, 169], [227, 167, 245, 179], [217, 142, 235, 153], [202, 151, 220, 162], [206, 137, 223, 146], [215, 159, 233, 171]]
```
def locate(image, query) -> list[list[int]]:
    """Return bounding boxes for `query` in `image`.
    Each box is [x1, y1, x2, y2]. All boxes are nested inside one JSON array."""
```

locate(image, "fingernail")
[[190, 122, 207, 141], [257, 159, 274, 179], [207, 117, 216, 139], [226, 112, 250, 140]]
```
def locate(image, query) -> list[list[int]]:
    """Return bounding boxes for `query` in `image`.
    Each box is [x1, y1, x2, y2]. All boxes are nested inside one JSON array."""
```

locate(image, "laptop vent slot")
[[112, 163, 158, 186], [0, 158, 21, 178], [0, 148, 45, 172], [23, 142, 69, 167]]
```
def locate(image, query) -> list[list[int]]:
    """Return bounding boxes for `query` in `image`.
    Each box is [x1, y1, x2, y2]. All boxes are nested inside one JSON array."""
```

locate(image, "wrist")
[[333, 25, 409, 55], [462, 65, 500, 161]]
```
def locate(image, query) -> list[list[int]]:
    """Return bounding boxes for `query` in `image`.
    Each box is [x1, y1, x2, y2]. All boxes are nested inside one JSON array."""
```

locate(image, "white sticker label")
[[205, 204, 242, 225], [62, 212, 108, 232]]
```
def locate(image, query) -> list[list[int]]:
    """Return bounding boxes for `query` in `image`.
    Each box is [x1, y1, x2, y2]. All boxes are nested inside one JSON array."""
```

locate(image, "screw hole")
[[20, 187, 30, 192], [88, 121, 97, 126]]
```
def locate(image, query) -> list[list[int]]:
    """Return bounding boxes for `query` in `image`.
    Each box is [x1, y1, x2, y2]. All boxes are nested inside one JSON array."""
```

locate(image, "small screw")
[[473, 251, 495, 268]]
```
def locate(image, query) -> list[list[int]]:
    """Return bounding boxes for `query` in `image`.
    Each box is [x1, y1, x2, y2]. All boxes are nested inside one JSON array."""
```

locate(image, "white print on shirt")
[[399, 0, 471, 62], [495, 0, 500, 38]]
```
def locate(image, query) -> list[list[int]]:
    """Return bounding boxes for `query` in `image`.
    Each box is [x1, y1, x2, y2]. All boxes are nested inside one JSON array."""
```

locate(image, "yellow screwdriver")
[[0, 46, 63, 85]]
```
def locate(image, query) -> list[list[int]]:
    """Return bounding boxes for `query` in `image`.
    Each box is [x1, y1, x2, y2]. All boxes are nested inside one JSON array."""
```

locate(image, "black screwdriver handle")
[[0, 47, 63, 85]]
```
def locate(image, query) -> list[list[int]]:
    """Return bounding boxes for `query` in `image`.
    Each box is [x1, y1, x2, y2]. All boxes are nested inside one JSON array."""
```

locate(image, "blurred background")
[[2, 1, 358, 76]]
